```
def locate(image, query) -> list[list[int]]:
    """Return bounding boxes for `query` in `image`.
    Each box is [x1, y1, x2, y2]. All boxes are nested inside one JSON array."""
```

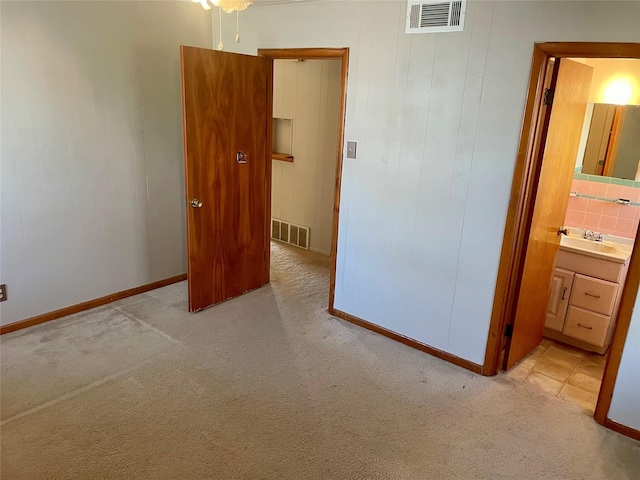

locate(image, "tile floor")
[[507, 338, 607, 413]]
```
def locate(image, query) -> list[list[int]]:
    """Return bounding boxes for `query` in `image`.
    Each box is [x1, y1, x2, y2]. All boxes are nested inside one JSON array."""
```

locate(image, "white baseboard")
[[309, 247, 331, 256]]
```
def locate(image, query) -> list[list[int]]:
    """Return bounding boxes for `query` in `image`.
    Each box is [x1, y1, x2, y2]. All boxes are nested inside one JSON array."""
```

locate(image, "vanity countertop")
[[560, 230, 633, 264]]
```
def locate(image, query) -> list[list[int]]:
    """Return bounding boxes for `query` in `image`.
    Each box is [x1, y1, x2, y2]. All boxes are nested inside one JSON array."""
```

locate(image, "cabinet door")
[[545, 268, 574, 332]]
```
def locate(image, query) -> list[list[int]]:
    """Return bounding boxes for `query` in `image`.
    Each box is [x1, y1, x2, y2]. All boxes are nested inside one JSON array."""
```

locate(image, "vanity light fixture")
[[603, 79, 633, 105]]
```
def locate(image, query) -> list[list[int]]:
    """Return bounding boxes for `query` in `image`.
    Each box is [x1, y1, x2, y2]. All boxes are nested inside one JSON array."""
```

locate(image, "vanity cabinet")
[[544, 249, 629, 354]]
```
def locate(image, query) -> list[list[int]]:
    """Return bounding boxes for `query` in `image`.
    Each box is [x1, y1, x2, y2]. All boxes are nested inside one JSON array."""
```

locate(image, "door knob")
[[191, 199, 203, 208], [558, 227, 568, 236]]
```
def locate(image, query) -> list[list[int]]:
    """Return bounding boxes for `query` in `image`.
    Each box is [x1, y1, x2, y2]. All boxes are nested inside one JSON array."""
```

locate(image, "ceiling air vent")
[[406, 0, 467, 34]]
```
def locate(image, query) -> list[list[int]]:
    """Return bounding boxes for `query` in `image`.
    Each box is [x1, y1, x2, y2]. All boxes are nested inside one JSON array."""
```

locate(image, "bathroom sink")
[[560, 235, 632, 263], [561, 236, 618, 253]]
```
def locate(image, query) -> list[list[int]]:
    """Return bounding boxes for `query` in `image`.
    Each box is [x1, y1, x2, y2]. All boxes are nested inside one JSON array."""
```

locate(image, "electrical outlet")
[[0, 284, 6, 302]]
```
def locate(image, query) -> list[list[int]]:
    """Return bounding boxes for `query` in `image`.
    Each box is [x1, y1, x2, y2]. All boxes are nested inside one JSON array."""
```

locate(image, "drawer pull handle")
[[577, 323, 593, 330], [584, 292, 601, 299], [561, 287, 568, 300]]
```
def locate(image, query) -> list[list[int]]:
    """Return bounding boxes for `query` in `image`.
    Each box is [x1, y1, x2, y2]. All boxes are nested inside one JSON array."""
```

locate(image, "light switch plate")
[[347, 141, 357, 159], [0, 284, 6, 302]]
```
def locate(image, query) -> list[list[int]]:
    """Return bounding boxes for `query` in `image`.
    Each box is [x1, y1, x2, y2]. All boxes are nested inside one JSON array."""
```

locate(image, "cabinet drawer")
[[569, 274, 618, 315], [563, 306, 610, 347]]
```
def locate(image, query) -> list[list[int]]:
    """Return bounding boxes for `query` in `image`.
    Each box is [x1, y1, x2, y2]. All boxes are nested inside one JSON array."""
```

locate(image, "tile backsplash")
[[565, 179, 640, 239]]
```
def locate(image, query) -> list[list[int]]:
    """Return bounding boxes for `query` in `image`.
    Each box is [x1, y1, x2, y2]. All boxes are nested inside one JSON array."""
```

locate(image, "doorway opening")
[[512, 56, 639, 413], [268, 57, 342, 281], [180, 47, 347, 315], [484, 43, 640, 433], [259, 48, 349, 312]]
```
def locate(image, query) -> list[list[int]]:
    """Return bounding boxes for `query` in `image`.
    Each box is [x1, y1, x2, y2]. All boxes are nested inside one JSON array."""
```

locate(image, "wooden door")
[[506, 59, 593, 369], [180, 47, 269, 312], [545, 268, 574, 332]]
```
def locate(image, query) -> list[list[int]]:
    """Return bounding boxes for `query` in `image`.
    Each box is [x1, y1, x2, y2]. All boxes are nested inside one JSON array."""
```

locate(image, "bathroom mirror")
[[577, 103, 640, 180]]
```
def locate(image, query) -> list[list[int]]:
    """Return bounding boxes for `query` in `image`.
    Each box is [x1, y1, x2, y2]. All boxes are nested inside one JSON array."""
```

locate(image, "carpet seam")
[[1, 351, 177, 427]]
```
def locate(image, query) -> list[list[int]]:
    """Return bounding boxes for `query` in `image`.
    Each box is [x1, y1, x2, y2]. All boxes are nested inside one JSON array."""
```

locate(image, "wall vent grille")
[[271, 218, 309, 250], [406, 0, 466, 34]]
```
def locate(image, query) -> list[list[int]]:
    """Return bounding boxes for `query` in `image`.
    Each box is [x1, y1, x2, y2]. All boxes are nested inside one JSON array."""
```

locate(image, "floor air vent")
[[271, 218, 309, 250]]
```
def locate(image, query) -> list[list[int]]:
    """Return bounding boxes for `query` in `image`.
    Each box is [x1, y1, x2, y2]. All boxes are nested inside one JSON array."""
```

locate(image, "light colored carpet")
[[1, 242, 639, 479]]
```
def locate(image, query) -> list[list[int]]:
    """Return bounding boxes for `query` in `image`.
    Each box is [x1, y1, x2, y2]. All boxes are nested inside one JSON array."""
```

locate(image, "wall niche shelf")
[[272, 152, 294, 162], [272, 117, 294, 162]]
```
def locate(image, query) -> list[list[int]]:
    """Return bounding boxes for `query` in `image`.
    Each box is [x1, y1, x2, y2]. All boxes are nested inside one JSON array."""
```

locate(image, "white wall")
[[272, 59, 342, 255], [0, 1, 211, 326], [221, 0, 640, 367], [609, 294, 640, 431]]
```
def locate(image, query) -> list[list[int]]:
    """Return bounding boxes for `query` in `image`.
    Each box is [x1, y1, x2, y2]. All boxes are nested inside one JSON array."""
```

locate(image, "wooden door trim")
[[484, 42, 640, 440], [258, 48, 349, 60], [263, 58, 274, 285], [483, 44, 549, 375], [258, 47, 349, 313]]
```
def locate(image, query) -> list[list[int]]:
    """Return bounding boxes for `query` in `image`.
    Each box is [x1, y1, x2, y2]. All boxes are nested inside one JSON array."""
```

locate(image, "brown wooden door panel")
[[181, 46, 268, 312], [506, 59, 593, 369]]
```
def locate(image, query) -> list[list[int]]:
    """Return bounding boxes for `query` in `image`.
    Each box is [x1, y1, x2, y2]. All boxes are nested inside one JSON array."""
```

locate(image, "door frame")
[[483, 42, 640, 434], [257, 48, 349, 312]]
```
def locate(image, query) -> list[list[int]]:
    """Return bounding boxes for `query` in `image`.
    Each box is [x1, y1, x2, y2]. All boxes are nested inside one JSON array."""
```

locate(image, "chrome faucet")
[[582, 230, 604, 242]]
